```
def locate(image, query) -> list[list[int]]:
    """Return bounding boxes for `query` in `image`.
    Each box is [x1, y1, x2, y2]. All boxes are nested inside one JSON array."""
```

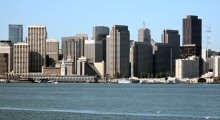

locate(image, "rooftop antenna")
[[206, 26, 211, 60], [143, 21, 145, 29]]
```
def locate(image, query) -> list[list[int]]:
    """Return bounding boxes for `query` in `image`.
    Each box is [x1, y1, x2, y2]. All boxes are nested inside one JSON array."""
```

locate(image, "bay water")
[[0, 83, 219, 120]]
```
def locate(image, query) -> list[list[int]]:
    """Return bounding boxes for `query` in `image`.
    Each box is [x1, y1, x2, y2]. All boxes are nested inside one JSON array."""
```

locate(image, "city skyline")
[[0, 0, 219, 51]]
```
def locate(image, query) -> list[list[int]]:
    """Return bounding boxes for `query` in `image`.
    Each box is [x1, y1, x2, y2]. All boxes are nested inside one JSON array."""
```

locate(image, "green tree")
[[114, 72, 120, 79]]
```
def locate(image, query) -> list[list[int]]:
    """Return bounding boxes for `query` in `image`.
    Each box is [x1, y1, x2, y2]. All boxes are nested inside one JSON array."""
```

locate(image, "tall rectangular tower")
[[9, 24, 23, 43], [62, 34, 87, 74], [162, 29, 180, 74], [138, 27, 151, 43], [106, 25, 130, 78], [92, 26, 109, 62], [13, 42, 29, 77], [183, 15, 202, 47], [130, 42, 153, 77], [0, 41, 13, 73], [27, 25, 47, 72], [46, 39, 59, 67]]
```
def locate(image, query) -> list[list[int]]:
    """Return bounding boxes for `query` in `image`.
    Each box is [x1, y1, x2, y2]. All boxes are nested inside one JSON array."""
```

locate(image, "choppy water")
[[0, 83, 220, 120]]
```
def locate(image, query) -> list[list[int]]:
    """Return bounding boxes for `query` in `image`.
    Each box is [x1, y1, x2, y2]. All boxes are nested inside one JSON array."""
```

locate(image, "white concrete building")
[[27, 25, 47, 73], [213, 56, 220, 77], [176, 56, 199, 79], [13, 42, 29, 77]]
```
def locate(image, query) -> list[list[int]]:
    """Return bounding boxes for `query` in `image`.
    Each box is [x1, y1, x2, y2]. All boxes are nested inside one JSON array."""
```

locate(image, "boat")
[[118, 79, 131, 84], [54, 81, 58, 84]]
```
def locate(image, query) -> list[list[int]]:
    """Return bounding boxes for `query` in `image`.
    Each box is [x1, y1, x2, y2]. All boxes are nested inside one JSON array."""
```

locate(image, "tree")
[[114, 72, 120, 79], [151, 73, 154, 78]]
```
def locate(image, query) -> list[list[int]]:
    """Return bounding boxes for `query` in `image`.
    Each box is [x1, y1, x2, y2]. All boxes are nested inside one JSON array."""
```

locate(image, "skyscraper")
[[0, 41, 13, 73], [162, 29, 180, 74], [106, 25, 130, 78], [0, 53, 8, 79], [93, 26, 109, 41], [130, 42, 153, 77], [181, 15, 202, 76], [84, 40, 103, 62], [162, 29, 180, 47], [46, 39, 59, 67], [13, 42, 29, 77], [9, 24, 23, 43], [138, 27, 151, 43], [62, 34, 88, 74], [182, 15, 202, 47], [27, 25, 47, 73], [153, 43, 171, 75], [92, 26, 109, 62]]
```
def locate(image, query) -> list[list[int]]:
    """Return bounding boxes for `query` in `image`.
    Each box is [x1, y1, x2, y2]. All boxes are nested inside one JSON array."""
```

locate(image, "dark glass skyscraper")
[[181, 15, 203, 76], [181, 15, 202, 58], [182, 15, 202, 47], [9, 24, 23, 43]]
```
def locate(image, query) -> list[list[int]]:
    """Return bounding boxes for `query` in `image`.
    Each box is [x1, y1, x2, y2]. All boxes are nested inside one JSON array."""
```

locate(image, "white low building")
[[176, 56, 199, 79]]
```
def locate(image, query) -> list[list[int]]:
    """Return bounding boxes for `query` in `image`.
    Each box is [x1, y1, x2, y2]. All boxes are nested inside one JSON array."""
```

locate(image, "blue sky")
[[0, 0, 219, 51]]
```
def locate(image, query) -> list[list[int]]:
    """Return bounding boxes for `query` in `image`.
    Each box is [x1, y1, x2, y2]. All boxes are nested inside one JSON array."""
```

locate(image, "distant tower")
[[138, 24, 151, 43], [106, 25, 130, 78], [9, 24, 23, 43], [206, 26, 211, 60], [61, 58, 66, 76]]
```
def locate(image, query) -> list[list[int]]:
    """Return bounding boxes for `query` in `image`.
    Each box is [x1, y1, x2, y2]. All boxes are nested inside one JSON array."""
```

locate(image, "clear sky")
[[0, 0, 219, 51]]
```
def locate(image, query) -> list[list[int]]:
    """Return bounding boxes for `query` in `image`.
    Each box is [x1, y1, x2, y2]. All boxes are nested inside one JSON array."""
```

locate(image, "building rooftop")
[[46, 39, 59, 42]]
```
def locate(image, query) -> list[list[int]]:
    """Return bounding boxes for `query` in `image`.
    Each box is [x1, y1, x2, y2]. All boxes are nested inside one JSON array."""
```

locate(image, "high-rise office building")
[[182, 15, 202, 76], [62, 34, 87, 74], [9, 24, 23, 43], [182, 15, 202, 47], [153, 43, 171, 75], [0, 41, 13, 73], [93, 26, 109, 41], [84, 40, 103, 62], [92, 26, 109, 63], [106, 25, 130, 78], [138, 27, 151, 43], [0, 53, 8, 79], [130, 42, 153, 77], [162, 29, 180, 74], [27, 25, 47, 73], [13, 42, 29, 77], [46, 39, 59, 67]]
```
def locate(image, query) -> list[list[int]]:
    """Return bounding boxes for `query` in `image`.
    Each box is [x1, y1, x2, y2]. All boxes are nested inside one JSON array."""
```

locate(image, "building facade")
[[130, 42, 153, 77], [93, 26, 109, 63], [138, 27, 151, 43], [62, 34, 87, 74], [0, 53, 8, 79], [213, 56, 220, 77], [176, 56, 199, 79], [106, 25, 130, 78], [93, 26, 109, 41], [0, 41, 13, 73], [84, 40, 103, 62], [27, 25, 47, 73], [9, 24, 23, 43], [162, 29, 180, 74], [153, 43, 171, 75], [65, 55, 74, 76], [13, 42, 29, 77], [183, 15, 202, 47], [46, 39, 59, 67]]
